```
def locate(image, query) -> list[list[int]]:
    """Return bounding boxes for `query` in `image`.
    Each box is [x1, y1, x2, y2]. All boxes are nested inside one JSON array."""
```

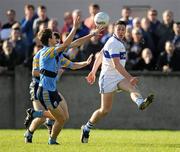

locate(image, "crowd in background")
[[0, 3, 180, 73]]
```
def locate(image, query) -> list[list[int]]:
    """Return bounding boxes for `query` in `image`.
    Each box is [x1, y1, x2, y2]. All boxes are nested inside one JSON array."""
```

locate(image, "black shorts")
[[37, 86, 62, 110], [29, 81, 39, 101]]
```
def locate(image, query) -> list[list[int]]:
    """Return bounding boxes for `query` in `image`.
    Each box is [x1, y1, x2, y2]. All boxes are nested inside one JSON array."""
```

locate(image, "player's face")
[[49, 34, 57, 46], [114, 24, 126, 39]]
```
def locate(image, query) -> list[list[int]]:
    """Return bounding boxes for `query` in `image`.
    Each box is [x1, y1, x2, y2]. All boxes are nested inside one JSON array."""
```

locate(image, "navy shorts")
[[37, 87, 62, 110], [29, 81, 39, 101]]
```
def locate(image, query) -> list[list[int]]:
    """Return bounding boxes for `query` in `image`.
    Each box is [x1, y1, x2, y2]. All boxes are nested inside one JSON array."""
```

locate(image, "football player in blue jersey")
[[24, 24, 103, 144]]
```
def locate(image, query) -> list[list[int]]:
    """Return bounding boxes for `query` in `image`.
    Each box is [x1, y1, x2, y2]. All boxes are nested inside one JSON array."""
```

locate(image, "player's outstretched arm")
[[56, 16, 80, 53], [71, 54, 93, 70], [69, 26, 104, 48], [111, 57, 138, 86], [86, 50, 103, 84]]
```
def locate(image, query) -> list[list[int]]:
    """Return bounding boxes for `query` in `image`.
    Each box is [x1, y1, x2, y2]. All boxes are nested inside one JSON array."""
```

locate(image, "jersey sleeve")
[[59, 54, 74, 69], [42, 47, 58, 58], [108, 43, 121, 58], [32, 53, 40, 71]]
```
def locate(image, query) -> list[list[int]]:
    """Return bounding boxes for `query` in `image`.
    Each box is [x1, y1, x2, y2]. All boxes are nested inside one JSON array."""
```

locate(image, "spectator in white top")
[[1, 9, 17, 40]]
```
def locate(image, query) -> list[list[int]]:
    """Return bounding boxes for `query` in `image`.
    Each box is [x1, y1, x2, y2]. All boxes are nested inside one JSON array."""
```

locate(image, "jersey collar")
[[113, 34, 124, 43]]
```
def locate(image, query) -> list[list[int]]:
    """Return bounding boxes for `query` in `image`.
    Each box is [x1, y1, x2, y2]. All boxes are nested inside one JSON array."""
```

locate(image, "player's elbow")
[[113, 63, 118, 69], [70, 66, 76, 70]]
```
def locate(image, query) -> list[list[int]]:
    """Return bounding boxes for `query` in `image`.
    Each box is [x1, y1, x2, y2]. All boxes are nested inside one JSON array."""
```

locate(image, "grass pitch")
[[0, 129, 180, 152]]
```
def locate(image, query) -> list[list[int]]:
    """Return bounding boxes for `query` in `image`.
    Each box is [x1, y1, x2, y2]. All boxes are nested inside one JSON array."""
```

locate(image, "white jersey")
[[100, 35, 127, 77]]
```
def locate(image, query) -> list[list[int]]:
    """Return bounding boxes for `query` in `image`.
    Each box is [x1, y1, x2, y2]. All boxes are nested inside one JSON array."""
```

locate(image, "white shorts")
[[98, 74, 124, 94]]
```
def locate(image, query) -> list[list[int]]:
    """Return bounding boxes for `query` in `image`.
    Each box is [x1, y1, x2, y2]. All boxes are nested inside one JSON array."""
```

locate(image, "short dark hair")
[[38, 28, 52, 46], [38, 5, 47, 10], [90, 3, 100, 10], [114, 20, 126, 27], [174, 21, 180, 25], [6, 9, 16, 15], [122, 6, 131, 11], [25, 4, 35, 10], [148, 8, 158, 14], [53, 32, 60, 39]]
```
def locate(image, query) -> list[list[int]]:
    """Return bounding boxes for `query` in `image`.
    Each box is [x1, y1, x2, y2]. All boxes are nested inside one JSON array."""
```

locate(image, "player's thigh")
[[32, 100, 46, 111], [48, 104, 66, 122], [100, 92, 114, 112], [117, 78, 138, 93]]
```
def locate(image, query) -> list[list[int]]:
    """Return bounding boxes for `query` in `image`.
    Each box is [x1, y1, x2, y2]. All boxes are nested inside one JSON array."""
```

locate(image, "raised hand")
[[73, 15, 81, 29], [91, 25, 105, 36]]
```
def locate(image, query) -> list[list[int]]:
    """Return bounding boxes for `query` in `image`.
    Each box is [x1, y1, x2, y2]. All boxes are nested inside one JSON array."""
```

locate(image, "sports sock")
[[24, 129, 33, 138], [32, 110, 43, 118], [84, 121, 94, 132], [135, 97, 144, 107], [46, 119, 54, 126], [48, 136, 57, 144]]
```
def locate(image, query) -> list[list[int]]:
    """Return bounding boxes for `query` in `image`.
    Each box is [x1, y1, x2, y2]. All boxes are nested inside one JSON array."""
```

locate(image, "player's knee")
[[99, 108, 110, 116], [39, 117, 46, 122], [65, 114, 69, 122], [63, 114, 69, 122], [56, 117, 66, 124]]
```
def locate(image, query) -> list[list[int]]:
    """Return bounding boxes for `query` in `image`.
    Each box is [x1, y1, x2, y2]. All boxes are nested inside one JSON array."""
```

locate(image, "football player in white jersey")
[[81, 20, 154, 143]]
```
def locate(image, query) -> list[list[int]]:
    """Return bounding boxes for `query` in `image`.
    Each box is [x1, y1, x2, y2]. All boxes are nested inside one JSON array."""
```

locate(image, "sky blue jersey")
[[32, 50, 41, 83], [39, 46, 59, 91]]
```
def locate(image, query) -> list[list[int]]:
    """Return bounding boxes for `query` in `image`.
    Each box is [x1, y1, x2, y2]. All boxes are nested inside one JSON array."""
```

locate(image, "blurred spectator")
[[147, 8, 161, 50], [141, 17, 155, 56], [60, 11, 73, 35], [1, 9, 17, 40], [0, 40, 17, 71], [126, 28, 147, 70], [34, 22, 47, 46], [33, 5, 49, 35], [21, 4, 37, 58], [81, 29, 103, 69], [133, 48, 156, 71], [156, 41, 180, 72], [124, 25, 133, 52], [101, 23, 114, 44], [48, 19, 59, 33], [120, 6, 133, 27], [132, 17, 141, 29], [124, 26, 133, 70], [156, 10, 174, 56], [84, 3, 100, 29], [8, 27, 27, 65], [70, 9, 89, 40], [172, 22, 180, 51]]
